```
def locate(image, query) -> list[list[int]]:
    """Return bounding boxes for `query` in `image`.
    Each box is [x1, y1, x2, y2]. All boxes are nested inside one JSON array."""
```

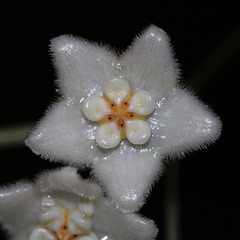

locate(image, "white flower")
[[25, 25, 222, 212], [0, 167, 157, 240]]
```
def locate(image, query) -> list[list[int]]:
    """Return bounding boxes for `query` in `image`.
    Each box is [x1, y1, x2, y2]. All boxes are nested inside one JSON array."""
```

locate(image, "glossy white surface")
[[82, 96, 111, 121], [95, 122, 121, 149], [104, 77, 130, 105], [29, 226, 55, 240], [125, 120, 151, 145], [128, 90, 155, 115]]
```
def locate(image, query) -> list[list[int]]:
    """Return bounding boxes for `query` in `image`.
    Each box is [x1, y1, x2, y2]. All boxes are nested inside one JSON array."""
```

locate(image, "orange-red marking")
[[98, 91, 145, 139], [50, 211, 88, 240]]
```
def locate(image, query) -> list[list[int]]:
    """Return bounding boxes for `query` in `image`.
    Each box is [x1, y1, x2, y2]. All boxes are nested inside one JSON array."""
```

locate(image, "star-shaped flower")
[[25, 25, 222, 212], [0, 167, 157, 240]]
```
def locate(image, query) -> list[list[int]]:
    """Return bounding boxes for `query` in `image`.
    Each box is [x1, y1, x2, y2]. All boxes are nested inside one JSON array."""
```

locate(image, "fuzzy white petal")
[[93, 149, 163, 212], [82, 96, 111, 121], [125, 120, 151, 145], [121, 25, 179, 101], [149, 87, 222, 157], [51, 35, 122, 99], [25, 99, 105, 165], [104, 77, 130, 105], [36, 167, 102, 200], [93, 198, 158, 240], [128, 90, 155, 115], [95, 122, 121, 149], [0, 182, 41, 240]]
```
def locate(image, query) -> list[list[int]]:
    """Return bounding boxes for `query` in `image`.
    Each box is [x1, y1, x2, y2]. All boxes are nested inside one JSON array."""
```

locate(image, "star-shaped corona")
[[29, 195, 98, 240], [82, 78, 155, 149]]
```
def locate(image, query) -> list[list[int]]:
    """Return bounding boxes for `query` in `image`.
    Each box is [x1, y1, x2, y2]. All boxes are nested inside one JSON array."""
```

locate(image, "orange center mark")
[[98, 91, 145, 139], [51, 211, 87, 240]]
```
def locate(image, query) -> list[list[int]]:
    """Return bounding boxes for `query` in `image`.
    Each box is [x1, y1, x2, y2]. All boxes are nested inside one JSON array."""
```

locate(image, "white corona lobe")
[[104, 78, 130, 105], [29, 226, 56, 240], [68, 209, 93, 234], [128, 90, 155, 115], [125, 120, 151, 145], [95, 122, 121, 149], [82, 96, 111, 121], [78, 200, 94, 217]]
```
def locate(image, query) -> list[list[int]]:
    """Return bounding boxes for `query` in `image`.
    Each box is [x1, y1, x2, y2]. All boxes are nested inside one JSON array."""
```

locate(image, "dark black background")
[[1, 1, 239, 239]]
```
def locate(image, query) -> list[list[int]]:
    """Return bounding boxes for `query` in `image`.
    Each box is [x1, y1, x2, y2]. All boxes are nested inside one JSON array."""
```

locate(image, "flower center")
[[82, 77, 155, 149], [98, 91, 146, 139], [50, 211, 88, 240], [29, 195, 98, 240]]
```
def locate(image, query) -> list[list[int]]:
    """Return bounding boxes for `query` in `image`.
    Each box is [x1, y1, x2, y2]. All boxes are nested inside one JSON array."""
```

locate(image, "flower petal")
[[121, 25, 179, 101], [128, 90, 155, 115], [0, 181, 41, 239], [51, 35, 121, 99], [82, 95, 111, 121], [92, 148, 163, 212], [95, 122, 121, 149], [148, 87, 222, 158], [93, 198, 158, 240], [25, 99, 106, 165], [36, 167, 102, 200], [125, 120, 151, 145]]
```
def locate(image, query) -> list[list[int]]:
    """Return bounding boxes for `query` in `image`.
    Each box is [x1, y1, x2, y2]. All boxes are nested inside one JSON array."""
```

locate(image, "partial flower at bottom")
[[0, 167, 158, 240]]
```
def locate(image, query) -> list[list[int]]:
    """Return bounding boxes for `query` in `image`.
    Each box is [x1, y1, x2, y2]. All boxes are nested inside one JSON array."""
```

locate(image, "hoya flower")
[[0, 167, 157, 240], [25, 25, 222, 212]]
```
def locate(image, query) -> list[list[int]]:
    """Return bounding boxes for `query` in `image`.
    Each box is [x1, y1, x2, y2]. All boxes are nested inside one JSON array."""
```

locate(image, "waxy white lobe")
[[82, 96, 111, 122], [82, 77, 155, 149], [95, 122, 121, 149], [29, 226, 56, 240], [104, 78, 130, 105], [68, 208, 93, 234], [128, 90, 155, 115], [38, 205, 63, 232], [125, 120, 151, 145], [41, 194, 55, 209], [78, 200, 95, 217]]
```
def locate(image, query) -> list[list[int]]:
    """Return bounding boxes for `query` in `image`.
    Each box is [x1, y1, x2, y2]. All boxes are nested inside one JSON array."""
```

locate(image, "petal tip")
[[50, 34, 77, 55], [140, 24, 169, 43], [112, 187, 150, 213]]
